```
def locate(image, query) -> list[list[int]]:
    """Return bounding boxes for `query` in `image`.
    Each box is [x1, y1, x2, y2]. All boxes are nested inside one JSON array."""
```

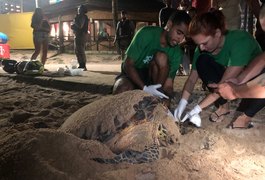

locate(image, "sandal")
[[226, 122, 254, 129], [226, 114, 254, 129], [209, 111, 230, 122]]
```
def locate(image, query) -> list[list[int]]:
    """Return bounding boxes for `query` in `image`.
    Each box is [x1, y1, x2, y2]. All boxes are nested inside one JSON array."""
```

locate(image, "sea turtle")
[[60, 90, 181, 163]]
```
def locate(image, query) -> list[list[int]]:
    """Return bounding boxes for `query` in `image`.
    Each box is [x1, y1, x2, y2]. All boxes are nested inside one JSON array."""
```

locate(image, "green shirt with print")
[[124, 26, 183, 79], [192, 30, 262, 70]]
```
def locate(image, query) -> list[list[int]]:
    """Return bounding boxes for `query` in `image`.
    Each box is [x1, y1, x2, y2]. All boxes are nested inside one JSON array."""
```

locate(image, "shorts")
[[33, 32, 49, 43], [116, 63, 153, 89]]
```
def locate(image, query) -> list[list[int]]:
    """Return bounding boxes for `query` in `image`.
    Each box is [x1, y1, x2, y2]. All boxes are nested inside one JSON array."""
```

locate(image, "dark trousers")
[[196, 54, 265, 117], [74, 33, 87, 68]]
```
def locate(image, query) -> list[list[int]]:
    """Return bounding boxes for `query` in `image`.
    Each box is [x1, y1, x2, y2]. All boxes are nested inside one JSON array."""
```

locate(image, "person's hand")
[[173, 98, 188, 122], [181, 104, 202, 122], [225, 78, 240, 85], [208, 82, 237, 100], [143, 84, 169, 99]]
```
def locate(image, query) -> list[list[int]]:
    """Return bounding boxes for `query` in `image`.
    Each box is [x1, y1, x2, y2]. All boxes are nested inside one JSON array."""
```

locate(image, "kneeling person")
[[112, 10, 191, 104]]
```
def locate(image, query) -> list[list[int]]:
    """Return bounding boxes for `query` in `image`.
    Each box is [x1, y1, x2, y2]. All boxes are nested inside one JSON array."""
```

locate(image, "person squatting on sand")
[[30, 8, 51, 67], [112, 10, 191, 107], [174, 9, 265, 129], [209, 4, 265, 100]]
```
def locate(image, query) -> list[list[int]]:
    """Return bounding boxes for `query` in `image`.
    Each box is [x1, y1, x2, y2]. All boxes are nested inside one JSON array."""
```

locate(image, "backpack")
[[1, 59, 17, 74], [15, 60, 44, 75]]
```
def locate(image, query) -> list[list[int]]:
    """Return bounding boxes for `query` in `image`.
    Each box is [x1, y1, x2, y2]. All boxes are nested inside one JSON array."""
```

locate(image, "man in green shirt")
[[112, 10, 191, 105]]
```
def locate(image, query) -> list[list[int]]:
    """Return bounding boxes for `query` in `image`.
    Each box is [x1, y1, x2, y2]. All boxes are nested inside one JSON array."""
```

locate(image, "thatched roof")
[[43, 0, 164, 18]]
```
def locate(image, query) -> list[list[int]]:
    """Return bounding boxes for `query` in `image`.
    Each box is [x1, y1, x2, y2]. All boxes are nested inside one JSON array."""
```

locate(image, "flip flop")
[[209, 111, 230, 122], [226, 122, 254, 129]]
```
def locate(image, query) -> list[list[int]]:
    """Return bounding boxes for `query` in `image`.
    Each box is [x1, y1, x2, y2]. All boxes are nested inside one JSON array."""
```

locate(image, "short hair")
[[189, 9, 226, 36], [168, 10, 191, 26], [79, 5, 88, 14], [121, 10, 127, 15]]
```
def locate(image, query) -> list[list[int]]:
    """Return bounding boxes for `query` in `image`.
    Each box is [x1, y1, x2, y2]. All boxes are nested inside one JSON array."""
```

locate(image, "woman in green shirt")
[[174, 9, 264, 129]]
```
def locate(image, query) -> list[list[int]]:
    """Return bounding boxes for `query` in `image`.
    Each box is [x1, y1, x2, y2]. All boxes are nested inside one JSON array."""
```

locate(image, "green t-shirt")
[[124, 26, 183, 79], [192, 30, 262, 70]]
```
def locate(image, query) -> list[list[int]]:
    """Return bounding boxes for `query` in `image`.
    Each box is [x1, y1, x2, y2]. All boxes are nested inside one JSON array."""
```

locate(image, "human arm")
[[113, 22, 120, 44], [74, 15, 86, 29], [40, 20, 51, 33], [198, 66, 243, 109], [31, 18, 42, 30], [124, 57, 145, 89], [211, 73, 265, 100], [158, 9, 163, 27], [231, 52, 265, 85], [174, 70, 199, 120], [181, 69, 199, 100]]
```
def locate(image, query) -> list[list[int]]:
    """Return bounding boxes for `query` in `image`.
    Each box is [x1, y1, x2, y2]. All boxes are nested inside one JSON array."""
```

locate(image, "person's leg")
[[229, 98, 265, 128], [196, 54, 229, 121], [80, 34, 87, 70], [149, 51, 169, 86], [149, 51, 171, 106], [181, 53, 190, 75], [230, 68, 265, 128], [75, 36, 86, 68], [41, 38, 48, 65], [31, 33, 41, 60], [112, 76, 135, 95]]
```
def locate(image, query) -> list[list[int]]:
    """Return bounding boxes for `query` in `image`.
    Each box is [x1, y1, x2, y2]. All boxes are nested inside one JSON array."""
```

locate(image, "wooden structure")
[[42, 0, 164, 53]]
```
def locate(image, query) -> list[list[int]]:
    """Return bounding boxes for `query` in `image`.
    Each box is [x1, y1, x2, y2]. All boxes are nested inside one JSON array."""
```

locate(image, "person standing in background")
[[71, 5, 89, 71], [159, 0, 176, 28], [113, 10, 135, 60], [30, 8, 50, 69], [212, 0, 242, 30]]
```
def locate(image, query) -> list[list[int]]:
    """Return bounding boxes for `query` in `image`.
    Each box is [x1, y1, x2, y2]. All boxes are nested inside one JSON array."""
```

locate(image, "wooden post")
[[58, 15, 65, 53]]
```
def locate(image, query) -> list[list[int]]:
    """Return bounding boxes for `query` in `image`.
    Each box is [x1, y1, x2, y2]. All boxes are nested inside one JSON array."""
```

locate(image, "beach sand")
[[0, 50, 265, 180]]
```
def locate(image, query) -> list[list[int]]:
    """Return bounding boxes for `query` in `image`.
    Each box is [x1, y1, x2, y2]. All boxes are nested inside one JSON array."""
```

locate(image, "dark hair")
[[189, 9, 226, 36], [79, 5, 88, 14], [121, 10, 127, 15], [31, 8, 43, 26], [168, 10, 191, 26]]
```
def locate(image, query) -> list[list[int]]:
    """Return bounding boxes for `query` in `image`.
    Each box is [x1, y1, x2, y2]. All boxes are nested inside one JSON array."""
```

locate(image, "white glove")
[[143, 84, 169, 99], [174, 98, 188, 122], [181, 104, 202, 122], [189, 114, 201, 127]]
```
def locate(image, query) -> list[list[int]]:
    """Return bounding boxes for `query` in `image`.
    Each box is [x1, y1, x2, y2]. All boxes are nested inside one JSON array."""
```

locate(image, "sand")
[[0, 50, 265, 180]]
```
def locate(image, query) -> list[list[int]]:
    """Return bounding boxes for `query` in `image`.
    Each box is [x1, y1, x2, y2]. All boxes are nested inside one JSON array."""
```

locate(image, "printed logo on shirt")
[[143, 55, 153, 64]]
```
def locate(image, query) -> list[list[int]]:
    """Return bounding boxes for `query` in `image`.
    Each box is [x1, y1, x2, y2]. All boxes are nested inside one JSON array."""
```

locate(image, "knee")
[[112, 77, 134, 95], [153, 51, 169, 68], [196, 54, 213, 70]]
